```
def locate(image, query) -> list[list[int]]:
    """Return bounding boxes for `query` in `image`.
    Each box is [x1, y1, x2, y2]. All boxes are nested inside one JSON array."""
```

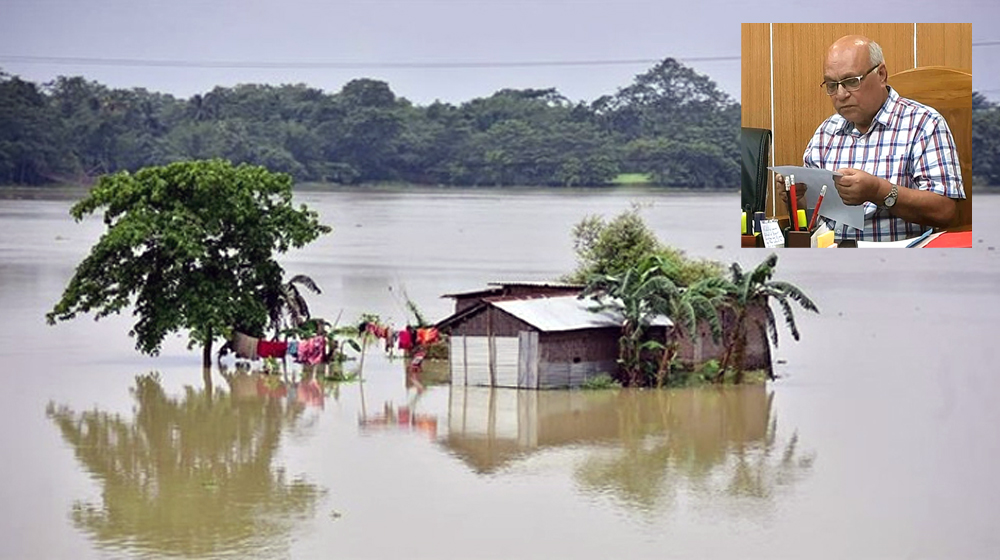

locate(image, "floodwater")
[[1, 186, 999, 559]]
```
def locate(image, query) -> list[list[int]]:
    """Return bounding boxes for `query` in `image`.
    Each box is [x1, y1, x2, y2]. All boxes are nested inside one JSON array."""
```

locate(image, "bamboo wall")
[[741, 23, 972, 220]]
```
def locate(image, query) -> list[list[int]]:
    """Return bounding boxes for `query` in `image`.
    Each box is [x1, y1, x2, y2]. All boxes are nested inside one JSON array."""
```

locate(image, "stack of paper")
[[768, 166, 865, 231]]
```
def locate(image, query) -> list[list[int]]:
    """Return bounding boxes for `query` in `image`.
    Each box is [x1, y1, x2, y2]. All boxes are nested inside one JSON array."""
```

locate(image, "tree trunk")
[[655, 345, 676, 388], [717, 309, 745, 383], [733, 328, 747, 384], [202, 326, 213, 369]]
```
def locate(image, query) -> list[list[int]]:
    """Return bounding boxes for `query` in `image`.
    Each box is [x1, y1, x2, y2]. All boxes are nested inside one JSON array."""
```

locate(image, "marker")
[[742, 212, 747, 235], [797, 209, 807, 230], [754, 212, 764, 234], [789, 177, 800, 231], [807, 184, 828, 231], [784, 175, 796, 232]]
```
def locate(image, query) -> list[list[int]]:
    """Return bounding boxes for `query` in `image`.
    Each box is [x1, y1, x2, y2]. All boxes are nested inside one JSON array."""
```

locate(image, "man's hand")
[[775, 173, 808, 208], [834, 168, 882, 206]]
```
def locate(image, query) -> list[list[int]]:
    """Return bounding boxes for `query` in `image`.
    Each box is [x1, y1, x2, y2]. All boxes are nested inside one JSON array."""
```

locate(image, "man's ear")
[[878, 63, 888, 84]]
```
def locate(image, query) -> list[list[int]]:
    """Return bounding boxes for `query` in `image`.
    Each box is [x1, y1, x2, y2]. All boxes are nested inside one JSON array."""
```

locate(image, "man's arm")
[[873, 176, 956, 227], [836, 114, 964, 228], [834, 169, 957, 228]]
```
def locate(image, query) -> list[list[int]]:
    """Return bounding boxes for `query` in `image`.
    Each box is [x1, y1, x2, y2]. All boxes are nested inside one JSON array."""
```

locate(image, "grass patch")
[[610, 173, 652, 185], [580, 373, 621, 390], [665, 359, 769, 387]]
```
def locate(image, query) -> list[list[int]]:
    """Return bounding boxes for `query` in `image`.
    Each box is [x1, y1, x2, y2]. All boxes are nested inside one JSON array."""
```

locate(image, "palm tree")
[[583, 254, 730, 387], [717, 253, 818, 383], [263, 274, 322, 338]]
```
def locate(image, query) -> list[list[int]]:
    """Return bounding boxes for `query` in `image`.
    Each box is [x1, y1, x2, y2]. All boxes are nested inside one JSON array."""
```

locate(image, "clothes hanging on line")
[[297, 335, 326, 365], [257, 339, 288, 359], [397, 328, 412, 350]]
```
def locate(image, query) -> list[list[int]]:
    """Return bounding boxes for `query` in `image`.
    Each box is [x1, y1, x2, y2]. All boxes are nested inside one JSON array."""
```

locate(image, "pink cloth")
[[296, 336, 326, 365]]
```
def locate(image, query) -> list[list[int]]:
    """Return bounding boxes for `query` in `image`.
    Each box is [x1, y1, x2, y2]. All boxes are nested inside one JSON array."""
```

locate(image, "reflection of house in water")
[[442, 385, 774, 474], [436, 282, 772, 389]]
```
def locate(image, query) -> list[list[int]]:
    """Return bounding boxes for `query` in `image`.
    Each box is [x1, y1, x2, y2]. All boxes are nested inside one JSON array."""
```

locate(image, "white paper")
[[768, 166, 866, 231], [760, 219, 785, 248]]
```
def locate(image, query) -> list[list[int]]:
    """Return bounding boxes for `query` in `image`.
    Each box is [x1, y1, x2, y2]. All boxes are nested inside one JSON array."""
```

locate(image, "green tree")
[[972, 94, 1000, 185], [46, 159, 331, 367], [566, 206, 724, 286], [718, 254, 818, 383]]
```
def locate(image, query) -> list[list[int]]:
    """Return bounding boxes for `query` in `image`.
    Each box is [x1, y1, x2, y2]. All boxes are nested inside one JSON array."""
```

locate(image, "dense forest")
[[4, 61, 998, 188], [0, 59, 741, 188]]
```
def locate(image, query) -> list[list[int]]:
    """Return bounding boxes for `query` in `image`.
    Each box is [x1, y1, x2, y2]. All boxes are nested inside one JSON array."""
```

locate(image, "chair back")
[[888, 66, 972, 228], [741, 127, 772, 215]]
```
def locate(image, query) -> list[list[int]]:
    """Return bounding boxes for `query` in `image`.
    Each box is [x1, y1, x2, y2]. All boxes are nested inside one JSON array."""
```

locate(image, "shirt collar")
[[836, 86, 898, 135]]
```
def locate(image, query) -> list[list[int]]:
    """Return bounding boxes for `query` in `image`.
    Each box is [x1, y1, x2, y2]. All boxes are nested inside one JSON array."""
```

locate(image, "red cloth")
[[397, 328, 412, 350], [257, 340, 288, 359], [923, 231, 972, 248]]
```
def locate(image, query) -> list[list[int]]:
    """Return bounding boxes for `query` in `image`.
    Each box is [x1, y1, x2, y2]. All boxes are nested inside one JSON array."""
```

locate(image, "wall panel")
[[917, 23, 972, 70]]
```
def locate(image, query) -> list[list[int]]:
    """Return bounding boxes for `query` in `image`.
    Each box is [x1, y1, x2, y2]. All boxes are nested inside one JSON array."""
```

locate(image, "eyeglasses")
[[821, 64, 880, 95]]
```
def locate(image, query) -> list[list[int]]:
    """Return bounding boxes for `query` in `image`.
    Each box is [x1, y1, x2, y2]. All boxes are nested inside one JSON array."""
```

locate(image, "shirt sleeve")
[[910, 114, 965, 199]]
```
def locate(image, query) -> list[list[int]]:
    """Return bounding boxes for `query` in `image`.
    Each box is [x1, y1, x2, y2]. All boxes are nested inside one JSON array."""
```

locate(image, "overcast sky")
[[1, 0, 997, 105]]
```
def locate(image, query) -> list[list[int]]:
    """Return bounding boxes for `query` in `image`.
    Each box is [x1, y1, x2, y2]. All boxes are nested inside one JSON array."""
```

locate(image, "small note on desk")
[[760, 219, 784, 248]]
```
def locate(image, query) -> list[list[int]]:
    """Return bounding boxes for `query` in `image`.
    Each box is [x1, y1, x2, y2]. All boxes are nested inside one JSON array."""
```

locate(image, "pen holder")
[[784, 228, 812, 248], [741, 234, 763, 248]]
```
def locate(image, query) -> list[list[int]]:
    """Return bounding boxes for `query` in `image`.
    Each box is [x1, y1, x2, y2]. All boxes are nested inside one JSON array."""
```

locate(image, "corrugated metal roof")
[[492, 295, 672, 332]]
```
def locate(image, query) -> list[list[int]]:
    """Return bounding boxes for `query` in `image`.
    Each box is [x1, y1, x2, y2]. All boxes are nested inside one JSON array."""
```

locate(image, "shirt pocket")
[[875, 153, 911, 187]]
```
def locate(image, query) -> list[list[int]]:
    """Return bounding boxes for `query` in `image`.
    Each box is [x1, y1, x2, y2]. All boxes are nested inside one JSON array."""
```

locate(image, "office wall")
[[741, 23, 971, 220]]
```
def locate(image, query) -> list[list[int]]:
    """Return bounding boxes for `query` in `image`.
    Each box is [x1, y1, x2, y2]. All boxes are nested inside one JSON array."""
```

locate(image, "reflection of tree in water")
[[46, 371, 324, 559], [574, 386, 814, 513]]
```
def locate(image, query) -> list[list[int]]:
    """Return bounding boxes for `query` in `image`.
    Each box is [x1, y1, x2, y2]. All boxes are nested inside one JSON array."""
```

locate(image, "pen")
[[905, 227, 935, 248], [808, 184, 827, 231], [789, 178, 800, 232]]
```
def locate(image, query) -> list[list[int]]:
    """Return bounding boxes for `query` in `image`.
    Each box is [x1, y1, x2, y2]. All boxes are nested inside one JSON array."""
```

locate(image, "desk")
[[838, 227, 972, 248]]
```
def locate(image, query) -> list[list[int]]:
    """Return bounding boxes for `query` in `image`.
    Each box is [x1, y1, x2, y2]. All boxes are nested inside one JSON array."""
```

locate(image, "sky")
[[0, 0, 998, 106]]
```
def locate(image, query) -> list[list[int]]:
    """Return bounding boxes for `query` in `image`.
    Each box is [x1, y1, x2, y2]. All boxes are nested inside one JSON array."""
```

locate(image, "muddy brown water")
[[1, 186, 998, 559]]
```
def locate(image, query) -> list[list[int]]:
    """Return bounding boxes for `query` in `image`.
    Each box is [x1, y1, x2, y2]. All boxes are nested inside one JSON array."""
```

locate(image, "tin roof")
[[492, 295, 672, 332]]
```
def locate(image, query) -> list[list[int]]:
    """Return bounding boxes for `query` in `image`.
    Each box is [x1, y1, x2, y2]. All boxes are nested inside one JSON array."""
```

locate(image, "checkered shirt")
[[803, 86, 965, 242]]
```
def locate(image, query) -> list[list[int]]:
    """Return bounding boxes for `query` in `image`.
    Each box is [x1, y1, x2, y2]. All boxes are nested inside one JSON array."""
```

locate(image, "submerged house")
[[436, 282, 773, 389], [438, 293, 671, 389]]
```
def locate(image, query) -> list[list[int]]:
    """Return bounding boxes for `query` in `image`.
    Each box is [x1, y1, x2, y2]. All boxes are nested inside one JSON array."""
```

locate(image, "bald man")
[[777, 35, 965, 242]]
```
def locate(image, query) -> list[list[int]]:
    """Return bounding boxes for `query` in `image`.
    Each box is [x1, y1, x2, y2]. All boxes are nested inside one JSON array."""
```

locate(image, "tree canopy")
[[46, 159, 331, 365], [0, 60, 741, 188]]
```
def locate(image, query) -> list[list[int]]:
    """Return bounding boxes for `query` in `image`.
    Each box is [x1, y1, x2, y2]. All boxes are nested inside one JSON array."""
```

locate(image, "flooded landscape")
[[2, 187, 999, 558]]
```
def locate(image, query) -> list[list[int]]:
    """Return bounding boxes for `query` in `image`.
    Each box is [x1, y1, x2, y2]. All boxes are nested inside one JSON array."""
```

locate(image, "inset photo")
[[741, 23, 972, 248]]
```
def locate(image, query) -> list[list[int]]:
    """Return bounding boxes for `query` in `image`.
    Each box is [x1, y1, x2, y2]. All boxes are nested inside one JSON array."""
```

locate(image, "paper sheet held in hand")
[[768, 166, 865, 230]]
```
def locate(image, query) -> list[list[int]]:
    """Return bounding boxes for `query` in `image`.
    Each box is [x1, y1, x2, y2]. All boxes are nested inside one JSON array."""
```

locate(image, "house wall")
[[674, 303, 772, 371], [450, 307, 534, 337], [539, 329, 619, 362]]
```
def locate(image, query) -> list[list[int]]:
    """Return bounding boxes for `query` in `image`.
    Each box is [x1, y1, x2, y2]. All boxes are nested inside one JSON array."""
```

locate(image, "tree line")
[[0, 59, 740, 188], [972, 92, 1000, 187]]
